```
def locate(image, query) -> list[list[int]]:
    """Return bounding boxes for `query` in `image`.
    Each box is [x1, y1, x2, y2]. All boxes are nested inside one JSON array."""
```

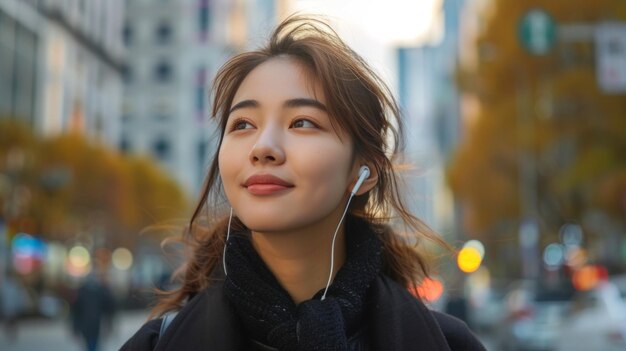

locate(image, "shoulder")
[[431, 311, 486, 351], [119, 289, 209, 351], [121, 281, 245, 350], [119, 318, 162, 351], [371, 274, 486, 350]]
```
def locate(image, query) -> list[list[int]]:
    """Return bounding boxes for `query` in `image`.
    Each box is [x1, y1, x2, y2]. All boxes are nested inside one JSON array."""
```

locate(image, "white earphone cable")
[[223, 166, 368, 292], [223, 207, 234, 276], [320, 192, 355, 300]]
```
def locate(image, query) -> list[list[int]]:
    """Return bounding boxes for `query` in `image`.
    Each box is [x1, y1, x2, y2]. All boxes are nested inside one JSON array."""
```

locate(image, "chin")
[[237, 215, 307, 234], [240, 220, 289, 234]]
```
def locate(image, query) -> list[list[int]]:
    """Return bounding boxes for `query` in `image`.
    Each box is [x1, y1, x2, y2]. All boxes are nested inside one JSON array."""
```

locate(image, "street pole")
[[517, 72, 540, 280], [516, 8, 557, 280]]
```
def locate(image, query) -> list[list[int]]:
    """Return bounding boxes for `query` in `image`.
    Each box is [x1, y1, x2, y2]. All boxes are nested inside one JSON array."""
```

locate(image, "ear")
[[349, 162, 378, 196]]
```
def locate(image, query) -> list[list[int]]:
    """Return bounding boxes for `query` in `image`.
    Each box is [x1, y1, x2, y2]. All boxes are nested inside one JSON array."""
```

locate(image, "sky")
[[290, 0, 443, 45], [288, 0, 444, 94]]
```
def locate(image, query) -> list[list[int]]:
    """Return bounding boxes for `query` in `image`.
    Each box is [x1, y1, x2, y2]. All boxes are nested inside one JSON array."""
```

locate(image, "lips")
[[244, 174, 294, 195]]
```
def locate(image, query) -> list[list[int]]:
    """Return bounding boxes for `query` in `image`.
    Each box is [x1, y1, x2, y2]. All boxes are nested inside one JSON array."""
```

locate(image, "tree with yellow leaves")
[[0, 119, 188, 249], [448, 0, 626, 275]]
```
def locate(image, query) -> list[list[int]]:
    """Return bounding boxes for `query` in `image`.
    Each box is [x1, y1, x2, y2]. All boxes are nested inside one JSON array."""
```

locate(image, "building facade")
[[396, 0, 466, 235], [121, 0, 280, 195], [0, 0, 125, 147]]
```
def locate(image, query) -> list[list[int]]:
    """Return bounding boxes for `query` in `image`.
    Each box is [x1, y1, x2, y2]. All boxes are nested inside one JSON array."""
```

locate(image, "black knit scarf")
[[223, 216, 382, 351]]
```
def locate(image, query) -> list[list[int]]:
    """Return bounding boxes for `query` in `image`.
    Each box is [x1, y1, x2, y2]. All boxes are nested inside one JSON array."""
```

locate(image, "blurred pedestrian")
[[445, 291, 469, 324], [122, 15, 486, 350], [0, 272, 27, 342], [71, 271, 115, 351]]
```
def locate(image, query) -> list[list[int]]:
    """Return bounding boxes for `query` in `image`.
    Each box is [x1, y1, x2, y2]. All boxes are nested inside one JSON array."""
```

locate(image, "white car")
[[496, 280, 573, 351], [557, 281, 626, 351]]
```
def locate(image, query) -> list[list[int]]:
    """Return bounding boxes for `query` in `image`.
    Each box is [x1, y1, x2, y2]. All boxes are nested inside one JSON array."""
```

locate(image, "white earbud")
[[350, 165, 370, 195]]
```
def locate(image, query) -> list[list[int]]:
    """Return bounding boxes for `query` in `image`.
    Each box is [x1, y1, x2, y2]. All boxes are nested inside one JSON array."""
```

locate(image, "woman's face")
[[218, 57, 356, 233]]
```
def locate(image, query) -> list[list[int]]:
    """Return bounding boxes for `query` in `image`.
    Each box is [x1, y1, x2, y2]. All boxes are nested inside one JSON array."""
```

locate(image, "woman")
[[121, 16, 486, 351]]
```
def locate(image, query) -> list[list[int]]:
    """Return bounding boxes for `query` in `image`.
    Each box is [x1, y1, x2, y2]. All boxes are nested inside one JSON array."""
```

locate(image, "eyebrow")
[[284, 98, 327, 112], [229, 100, 259, 114], [228, 98, 327, 114]]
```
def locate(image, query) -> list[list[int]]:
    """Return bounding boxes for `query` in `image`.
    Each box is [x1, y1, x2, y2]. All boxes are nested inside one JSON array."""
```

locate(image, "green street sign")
[[519, 9, 556, 55]]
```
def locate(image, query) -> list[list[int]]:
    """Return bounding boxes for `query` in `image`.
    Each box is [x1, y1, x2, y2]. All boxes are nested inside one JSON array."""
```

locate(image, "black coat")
[[121, 274, 485, 351]]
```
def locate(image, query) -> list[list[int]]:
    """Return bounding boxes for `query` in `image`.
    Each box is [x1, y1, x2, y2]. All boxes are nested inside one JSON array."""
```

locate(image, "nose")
[[249, 124, 285, 165]]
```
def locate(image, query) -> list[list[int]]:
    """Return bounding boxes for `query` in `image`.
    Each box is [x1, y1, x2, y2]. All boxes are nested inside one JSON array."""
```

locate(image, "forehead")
[[232, 56, 325, 104]]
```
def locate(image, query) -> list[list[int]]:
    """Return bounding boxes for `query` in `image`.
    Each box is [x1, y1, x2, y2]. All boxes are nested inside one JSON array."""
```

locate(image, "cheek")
[[298, 144, 352, 192], [217, 147, 227, 178], [218, 143, 237, 191]]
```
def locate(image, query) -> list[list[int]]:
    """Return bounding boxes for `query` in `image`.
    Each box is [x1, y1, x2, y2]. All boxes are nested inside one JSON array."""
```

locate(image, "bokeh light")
[[543, 243, 565, 268], [560, 223, 583, 247], [464, 240, 485, 259], [457, 246, 482, 273], [112, 247, 133, 270], [566, 247, 588, 269], [572, 265, 608, 291], [66, 245, 91, 277], [411, 277, 444, 302], [12, 233, 47, 274]]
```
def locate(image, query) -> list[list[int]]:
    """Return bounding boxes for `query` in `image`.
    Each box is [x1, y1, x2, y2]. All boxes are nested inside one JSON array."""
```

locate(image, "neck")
[[250, 208, 348, 304]]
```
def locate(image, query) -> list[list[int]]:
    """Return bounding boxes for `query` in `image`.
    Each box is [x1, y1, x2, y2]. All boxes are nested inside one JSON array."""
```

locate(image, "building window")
[[154, 114, 170, 122], [198, 0, 210, 41], [153, 137, 171, 160], [198, 140, 208, 169], [78, 0, 86, 14], [120, 137, 131, 153], [156, 21, 172, 44], [195, 67, 206, 121], [154, 61, 172, 82], [2, 15, 38, 125], [122, 65, 132, 83], [123, 23, 132, 46]]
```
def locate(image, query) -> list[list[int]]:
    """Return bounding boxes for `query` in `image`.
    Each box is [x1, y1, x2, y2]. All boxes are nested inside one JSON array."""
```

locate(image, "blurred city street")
[[0, 310, 149, 351], [0, 309, 499, 351], [1, 0, 626, 350]]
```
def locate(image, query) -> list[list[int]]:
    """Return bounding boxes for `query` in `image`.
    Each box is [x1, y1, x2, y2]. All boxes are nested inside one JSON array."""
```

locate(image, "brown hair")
[[151, 15, 447, 318]]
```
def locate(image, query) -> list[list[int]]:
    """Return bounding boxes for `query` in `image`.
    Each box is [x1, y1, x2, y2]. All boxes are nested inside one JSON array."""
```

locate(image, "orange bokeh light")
[[572, 265, 608, 291], [410, 277, 444, 302]]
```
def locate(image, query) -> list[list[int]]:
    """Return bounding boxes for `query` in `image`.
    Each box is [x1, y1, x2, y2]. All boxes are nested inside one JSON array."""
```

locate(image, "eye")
[[291, 118, 318, 129], [230, 118, 254, 131]]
